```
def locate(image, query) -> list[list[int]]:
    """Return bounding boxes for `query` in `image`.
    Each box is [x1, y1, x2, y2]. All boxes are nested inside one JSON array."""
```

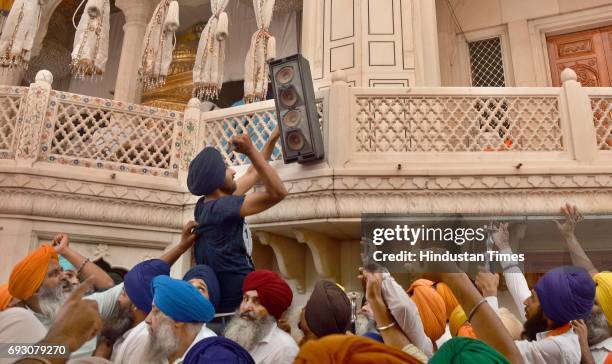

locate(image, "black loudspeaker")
[[269, 54, 324, 164]]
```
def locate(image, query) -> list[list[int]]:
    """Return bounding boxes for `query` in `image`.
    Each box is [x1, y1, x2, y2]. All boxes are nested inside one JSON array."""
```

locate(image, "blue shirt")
[[193, 195, 254, 275]]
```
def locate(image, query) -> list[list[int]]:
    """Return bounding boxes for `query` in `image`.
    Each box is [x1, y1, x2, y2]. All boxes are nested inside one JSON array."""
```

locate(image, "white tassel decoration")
[[71, 0, 110, 79], [0, 0, 44, 70], [164, 1, 179, 32], [215, 11, 228, 41], [266, 35, 275, 61]]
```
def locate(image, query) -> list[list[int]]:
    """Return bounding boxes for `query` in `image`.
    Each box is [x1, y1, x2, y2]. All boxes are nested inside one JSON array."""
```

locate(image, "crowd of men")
[[0, 131, 611, 364]]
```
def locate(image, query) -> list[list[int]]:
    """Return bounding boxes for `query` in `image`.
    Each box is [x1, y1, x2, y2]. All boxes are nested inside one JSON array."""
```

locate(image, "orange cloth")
[[0, 283, 12, 310], [294, 334, 422, 364], [435, 282, 460, 319], [457, 323, 478, 338], [546, 323, 572, 338], [9, 245, 58, 300], [407, 279, 447, 341]]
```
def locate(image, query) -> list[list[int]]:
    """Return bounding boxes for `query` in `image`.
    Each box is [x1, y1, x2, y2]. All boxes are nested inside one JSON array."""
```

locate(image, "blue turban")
[[152, 275, 215, 323], [362, 332, 384, 343], [58, 256, 76, 272], [184, 337, 255, 364], [183, 265, 221, 311], [535, 265, 595, 324], [187, 147, 226, 196], [124, 259, 170, 314]]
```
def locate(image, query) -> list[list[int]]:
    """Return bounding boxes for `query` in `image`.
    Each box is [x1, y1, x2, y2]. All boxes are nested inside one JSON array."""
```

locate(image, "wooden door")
[[547, 26, 612, 87]]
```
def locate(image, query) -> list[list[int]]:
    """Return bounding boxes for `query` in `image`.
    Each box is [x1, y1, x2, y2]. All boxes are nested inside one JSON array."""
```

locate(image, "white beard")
[[148, 319, 179, 364], [37, 285, 67, 322], [224, 311, 275, 351], [355, 313, 377, 336]]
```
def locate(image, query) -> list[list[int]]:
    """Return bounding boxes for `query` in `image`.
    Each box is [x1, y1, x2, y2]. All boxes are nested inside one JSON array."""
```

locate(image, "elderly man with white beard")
[[145, 275, 216, 364], [5, 235, 121, 359], [224, 270, 298, 364]]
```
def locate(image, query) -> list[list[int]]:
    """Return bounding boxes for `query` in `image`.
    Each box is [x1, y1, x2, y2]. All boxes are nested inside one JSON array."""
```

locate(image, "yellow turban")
[[435, 282, 460, 319], [0, 283, 12, 311], [295, 334, 423, 364], [449, 305, 468, 336], [9, 245, 58, 300], [407, 279, 447, 341], [594, 272, 612, 327]]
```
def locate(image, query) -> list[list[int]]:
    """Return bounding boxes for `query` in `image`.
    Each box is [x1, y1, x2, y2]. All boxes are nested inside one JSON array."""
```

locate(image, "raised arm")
[[555, 204, 598, 276], [159, 221, 199, 266], [441, 273, 524, 364], [492, 223, 531, 314], [52, 234, 114, 291], [230, 134, 288, 217], [233, 127, 281, 196]]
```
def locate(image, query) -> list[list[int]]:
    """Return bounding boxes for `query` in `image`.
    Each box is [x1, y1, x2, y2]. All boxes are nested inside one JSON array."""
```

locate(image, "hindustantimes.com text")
[[372, 225, 487, 246]]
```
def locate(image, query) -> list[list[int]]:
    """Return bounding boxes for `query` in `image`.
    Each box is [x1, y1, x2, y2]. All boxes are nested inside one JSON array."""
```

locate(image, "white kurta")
[[249, 324, 298, 364]]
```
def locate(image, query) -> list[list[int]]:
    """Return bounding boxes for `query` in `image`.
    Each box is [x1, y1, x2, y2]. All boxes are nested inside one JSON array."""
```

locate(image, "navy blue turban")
[[184, 337, 255, 364], [124, 259, 170, 314], [187, 147, 226, 196], [535, 265, 595, 324], [152, 275, 215, 323], [183, 265, 221, 311]]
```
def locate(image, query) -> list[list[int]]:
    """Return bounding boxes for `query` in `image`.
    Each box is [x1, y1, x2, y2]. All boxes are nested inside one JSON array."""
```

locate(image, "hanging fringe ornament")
[[0, 0, 45, 70], [243, 0, 276, 103], [192, 0, 230, 101], [137, 0, 179, 91], [70, 0, 110, 80]]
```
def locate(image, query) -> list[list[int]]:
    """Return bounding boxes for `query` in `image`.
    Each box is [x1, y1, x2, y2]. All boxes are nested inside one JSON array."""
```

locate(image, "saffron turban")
[[9, 245, 58, 300], [407, 279, 447, 341], [593, 271, 612, 326], [184, 337, 255, 364], [294, 334, 423, 364], [187, 147, 226, 196], [535, 265, 595, 324], [430, 337, 510, 364], [0, 284, 13, 311], [435, 282, 460, 319], [183, 265, 221, 311], [124, 259, 170, 314], [243, 270, 292, 320], [304, 280, 351, 337], [152, 275, 215, 323]]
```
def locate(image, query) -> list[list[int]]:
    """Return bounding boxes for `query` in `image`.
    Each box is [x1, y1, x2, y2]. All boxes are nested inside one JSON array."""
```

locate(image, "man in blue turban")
[[183, 264, 221, 311], [105, 221, 200, 363], [184, 336, 255, 364], [145, 276, 216, 363], [187, 128, 286, 314]]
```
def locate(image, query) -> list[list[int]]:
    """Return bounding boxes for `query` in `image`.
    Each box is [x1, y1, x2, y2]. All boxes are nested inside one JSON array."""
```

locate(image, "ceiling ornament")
[[192, 0, 230, 101], [0, 0, 46, 70], [70, 0, 111, 79], [138, 0, 180, 90], [243, 0, 276, 103], [240, 0, 302, 13]]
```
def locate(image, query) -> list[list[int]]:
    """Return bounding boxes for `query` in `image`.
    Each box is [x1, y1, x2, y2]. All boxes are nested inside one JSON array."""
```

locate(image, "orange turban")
[[407, 279, 447, 341], [9, 245, 58, 300], [435, 282, 459, 319], [457, 323, 477, 339], [294, 334, 422, 364], [0, 283, 13, 310]]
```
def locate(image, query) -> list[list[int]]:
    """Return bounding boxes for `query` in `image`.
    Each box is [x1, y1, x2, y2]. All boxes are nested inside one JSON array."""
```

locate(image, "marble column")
[[114, 0, 155, 103]]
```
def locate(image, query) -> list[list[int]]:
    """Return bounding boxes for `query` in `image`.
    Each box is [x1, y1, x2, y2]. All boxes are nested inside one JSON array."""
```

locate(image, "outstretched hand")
[[230, 134, 255, 155], [555, 203, 583, 238], [491, 222, 510, 251], [180, 221, 199, 247], [475, 271, 500, 297]]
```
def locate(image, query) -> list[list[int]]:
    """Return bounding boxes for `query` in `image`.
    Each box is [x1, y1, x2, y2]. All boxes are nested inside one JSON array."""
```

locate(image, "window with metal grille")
[[468, 37, 506, 87]]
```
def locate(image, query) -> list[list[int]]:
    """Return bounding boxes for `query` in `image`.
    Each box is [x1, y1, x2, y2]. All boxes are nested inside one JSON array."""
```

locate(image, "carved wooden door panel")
[[547, 27, 612, 87]]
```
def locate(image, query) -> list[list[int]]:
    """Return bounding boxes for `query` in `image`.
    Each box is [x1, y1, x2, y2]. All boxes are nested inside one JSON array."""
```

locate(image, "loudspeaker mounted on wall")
[[269, 54, 324, 164]]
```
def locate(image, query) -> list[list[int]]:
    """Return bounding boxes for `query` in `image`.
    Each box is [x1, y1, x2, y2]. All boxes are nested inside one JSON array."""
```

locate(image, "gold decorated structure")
[[142, 22, 204, 111]]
